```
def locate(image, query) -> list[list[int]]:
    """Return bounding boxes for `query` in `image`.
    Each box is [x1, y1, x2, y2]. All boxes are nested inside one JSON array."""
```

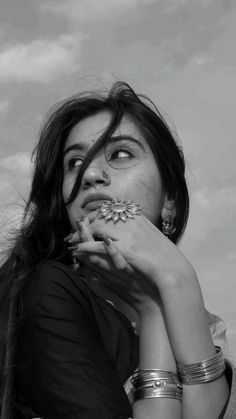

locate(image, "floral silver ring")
[[96, 199, 142, 223]]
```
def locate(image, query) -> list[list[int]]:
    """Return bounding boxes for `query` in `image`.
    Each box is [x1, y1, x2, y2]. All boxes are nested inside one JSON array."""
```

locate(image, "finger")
[[75, 217, 94, 243], [72, 241, 105, 255], [64, 216, 92, 245], [102, 236, 133, 272], [74, 249, 113, 271], [64, 231, 80, 244], [72, 241, 108, 268], [73, 238, 133, 274], [87, 216, 120, 242]]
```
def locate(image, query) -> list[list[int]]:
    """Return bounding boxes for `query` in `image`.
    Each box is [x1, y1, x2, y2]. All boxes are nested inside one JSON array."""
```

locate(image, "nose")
[[81, 163, 111, 189]]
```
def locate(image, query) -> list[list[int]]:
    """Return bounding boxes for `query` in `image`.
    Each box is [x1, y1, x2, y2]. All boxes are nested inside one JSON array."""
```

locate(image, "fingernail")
[[103, 236, 111, 246], [64, 233, 73, 242]]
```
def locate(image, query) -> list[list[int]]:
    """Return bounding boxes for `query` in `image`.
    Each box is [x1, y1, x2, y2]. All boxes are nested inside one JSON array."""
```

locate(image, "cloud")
[[0, 97, 10, 116], [0, 152, 33, 244], [162, 0, 214, 14], [38, 0, 155, 23], [180, 183, 236, 260], [0, 152, 32, 205], [190, 185, 236, 233], [0, 151, 32, 174], [0, 34, 87, 83], [193, 186, 236, 212]]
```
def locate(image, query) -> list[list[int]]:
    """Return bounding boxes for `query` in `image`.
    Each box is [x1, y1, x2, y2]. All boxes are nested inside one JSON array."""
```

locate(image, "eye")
[[68, 157, 83, 170], [110, 148, 133, 161]]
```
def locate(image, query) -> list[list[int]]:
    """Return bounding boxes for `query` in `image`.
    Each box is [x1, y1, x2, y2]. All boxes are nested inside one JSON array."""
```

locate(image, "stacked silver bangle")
[[131, 369, 183, 402], [131, 346, 226, 402], [177, 346, 226, 385]]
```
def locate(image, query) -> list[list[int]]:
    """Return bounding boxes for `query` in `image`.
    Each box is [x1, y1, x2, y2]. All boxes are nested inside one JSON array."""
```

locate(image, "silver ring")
[[96, 199, 142, 223]]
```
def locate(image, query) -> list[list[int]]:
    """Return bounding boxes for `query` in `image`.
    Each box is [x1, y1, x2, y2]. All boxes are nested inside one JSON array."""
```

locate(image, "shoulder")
[[33, 259, 78, 280], [31, 260, 85, 291], [25, 260, 92, 315]]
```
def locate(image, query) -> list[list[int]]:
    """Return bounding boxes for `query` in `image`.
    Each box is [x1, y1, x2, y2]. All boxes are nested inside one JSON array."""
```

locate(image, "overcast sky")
[[0, 0, 235, 355]]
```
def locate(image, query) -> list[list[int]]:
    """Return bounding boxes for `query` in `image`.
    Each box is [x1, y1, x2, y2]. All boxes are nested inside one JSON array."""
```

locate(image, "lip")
[[81, 193, 113, 209]]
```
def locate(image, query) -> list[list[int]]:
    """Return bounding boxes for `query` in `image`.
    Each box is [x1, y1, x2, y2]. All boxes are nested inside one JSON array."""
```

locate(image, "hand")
[[66, 212, 196, 312], [67, 217, 158, 312]]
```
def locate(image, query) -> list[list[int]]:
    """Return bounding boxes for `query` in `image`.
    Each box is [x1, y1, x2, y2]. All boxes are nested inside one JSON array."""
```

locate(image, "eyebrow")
[[64, 143, 84, 157], [63, 135, 145, 157]]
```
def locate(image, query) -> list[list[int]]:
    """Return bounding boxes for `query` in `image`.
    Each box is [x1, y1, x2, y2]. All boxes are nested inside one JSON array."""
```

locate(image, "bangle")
[[131, 369, 183, 402], [177, 346, 226, 385]]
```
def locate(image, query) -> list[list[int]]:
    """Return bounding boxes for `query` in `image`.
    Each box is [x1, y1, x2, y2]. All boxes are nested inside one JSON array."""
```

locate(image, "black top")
[[15, 261, 139, 419]]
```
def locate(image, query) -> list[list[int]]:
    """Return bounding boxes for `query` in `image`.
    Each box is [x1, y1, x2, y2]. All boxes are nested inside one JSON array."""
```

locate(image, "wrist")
[[158, 268, 203, 308], [138, 300, 162, 318], [139, 304, 177, 372], [156, 272, 216, 364], [150, 260, 198, 298]]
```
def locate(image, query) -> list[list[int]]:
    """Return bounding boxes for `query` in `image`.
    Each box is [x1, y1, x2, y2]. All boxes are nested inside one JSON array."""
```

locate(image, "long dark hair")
[[0, 81, 189, 417]]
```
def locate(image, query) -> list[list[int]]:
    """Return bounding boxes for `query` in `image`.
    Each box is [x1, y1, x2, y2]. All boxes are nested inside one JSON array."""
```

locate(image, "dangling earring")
[[161, 199, 176, 237]]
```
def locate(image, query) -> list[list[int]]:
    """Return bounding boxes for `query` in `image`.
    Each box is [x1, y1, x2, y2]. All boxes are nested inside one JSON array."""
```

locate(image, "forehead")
[[65, 110, 145, 148]]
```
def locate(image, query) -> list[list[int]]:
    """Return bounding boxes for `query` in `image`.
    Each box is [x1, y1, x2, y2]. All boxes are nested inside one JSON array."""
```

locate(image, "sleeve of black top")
[[16, 262, 132, 419]]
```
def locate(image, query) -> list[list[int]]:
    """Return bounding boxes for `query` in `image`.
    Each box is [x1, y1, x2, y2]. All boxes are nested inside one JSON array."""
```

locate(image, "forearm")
[[133, 303, 182, 419], [159, 271, 229, 419]]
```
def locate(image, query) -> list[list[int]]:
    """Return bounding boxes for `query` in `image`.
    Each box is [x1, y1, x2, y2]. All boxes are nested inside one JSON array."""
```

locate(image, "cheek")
[[66, 204, 75, 228], [62, 184, 67, 203], [130, 165, 163, 197], [62, 179, 84, 230], [132, 168, 164, 222], [62, 179, 74, 225], [62, 175, 69, 202], [64, 201, 82, 232], [62, 175, 75, 203]]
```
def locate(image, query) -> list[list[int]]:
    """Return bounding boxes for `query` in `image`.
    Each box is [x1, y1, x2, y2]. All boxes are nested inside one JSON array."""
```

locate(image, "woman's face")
[[62, 110, 166, 232]]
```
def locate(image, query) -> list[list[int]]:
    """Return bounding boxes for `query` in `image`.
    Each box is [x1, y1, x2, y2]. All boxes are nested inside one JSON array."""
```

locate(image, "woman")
[[0, 82, 235, 418]]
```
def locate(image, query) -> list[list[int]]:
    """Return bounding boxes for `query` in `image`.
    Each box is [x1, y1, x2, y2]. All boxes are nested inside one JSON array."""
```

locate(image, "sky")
[[0, 0, 235, 355]]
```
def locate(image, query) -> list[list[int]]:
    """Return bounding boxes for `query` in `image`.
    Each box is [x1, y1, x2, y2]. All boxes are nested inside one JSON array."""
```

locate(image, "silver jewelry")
[[177, 346, 226, 384], [102, 170, 109, 179], [161, 200, 176, 236], [97, 199, 142, 223], [134, 387, 182, 401], [131, 369, 182, 401], [162, 219, 176, 236]]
